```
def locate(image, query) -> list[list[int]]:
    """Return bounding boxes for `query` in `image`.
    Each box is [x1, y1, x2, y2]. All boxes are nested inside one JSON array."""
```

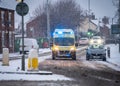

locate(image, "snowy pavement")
[[0, 48, 72, 81], [105, 44, 120, 66]]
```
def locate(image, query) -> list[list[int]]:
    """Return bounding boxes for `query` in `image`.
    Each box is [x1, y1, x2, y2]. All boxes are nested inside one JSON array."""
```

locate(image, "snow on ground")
[[0, 48, 51, 59], [0, 48, 72, 81], [0, 73, 72, 81], [105, 44, 120, 66], [0, 44, 120, 81], [97, 44, 120, 71]]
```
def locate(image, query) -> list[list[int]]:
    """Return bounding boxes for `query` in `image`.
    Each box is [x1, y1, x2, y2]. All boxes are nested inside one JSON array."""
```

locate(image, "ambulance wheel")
[[52, 52, 56, 60], [102, 57, 106, 61], [72, 54, 76, 60]]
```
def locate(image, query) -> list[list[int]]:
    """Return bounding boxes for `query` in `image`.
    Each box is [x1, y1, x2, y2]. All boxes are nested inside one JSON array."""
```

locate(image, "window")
[[2, 31, 5, 47], [8, 12, 12, 27], [1, 11, 5, 27], [54, 38, 74, 46], [9, 31, 12, 47]]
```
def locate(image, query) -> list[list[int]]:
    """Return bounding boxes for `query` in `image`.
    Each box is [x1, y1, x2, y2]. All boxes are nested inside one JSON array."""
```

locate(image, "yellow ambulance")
[[51, 29, 76, 60]]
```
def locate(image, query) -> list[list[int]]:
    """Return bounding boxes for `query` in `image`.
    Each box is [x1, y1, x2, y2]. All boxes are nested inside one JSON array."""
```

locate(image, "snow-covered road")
[[0, 44, 120, 81]]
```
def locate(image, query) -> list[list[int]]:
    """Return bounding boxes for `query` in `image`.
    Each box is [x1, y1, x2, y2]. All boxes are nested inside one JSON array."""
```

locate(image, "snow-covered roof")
[[0, 0, 17, 10], [91, 20, 103, 27], [106, 24, 111, 29]]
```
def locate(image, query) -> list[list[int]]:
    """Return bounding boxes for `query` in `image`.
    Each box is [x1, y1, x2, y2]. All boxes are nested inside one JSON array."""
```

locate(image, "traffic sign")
[[16, 2, 29, 16], [111, 24, 120, 34]]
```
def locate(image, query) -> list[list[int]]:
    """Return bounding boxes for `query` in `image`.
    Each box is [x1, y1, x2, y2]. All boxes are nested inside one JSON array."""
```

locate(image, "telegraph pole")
[[46, 0, 50, 47], [88, 0, 90, 30], [119, 0, 120, 52]]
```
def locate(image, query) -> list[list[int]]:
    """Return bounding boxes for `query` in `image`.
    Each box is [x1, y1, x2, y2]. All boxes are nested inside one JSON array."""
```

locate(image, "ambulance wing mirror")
[[50, 42, 53, 47], [75, 43, 78, 47]]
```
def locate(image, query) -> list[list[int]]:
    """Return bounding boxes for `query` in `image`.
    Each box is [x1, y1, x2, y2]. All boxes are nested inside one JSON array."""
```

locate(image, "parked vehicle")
[[79, 37, 89, 45], [19, 38, 39, 54], [86, 44, 106, 61]]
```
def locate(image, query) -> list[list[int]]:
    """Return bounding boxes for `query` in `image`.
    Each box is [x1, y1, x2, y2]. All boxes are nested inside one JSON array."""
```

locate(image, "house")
[[78, 17, 110, 38], [78, 17, 98, 36], [100, 25, 110, 38], [0, 5, 15, 53], [26, 17, 47, 38]]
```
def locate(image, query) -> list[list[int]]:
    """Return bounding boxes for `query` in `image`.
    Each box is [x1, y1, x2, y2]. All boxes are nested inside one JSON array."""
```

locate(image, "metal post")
[[119, 0, 120, 52], [21, 0, 25, 71], [88, 0, 90, 30], [77, 26, 79, 46], [46, 0, 50, 48], [88, 0, 91, 39]]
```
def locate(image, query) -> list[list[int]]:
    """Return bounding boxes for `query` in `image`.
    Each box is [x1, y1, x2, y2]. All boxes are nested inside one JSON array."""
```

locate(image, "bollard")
[[107, 47, 110, 58], [28, 49, 38, 71], [2, 48, 9, 66]]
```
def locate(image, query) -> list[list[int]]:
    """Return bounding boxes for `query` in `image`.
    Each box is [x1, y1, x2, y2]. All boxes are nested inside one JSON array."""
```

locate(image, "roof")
[[91, 20, 103, 27], [0, 0, 17, 10]]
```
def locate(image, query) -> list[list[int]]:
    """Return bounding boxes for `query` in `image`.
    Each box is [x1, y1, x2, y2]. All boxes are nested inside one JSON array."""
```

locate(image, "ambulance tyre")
[[102, 57, 106, 61], [52, 52, 56, 60], [72, 53, 76, 60]]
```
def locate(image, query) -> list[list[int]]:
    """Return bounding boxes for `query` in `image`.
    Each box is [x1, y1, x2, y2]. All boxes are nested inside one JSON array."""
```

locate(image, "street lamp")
[[88, 0, 90, 30], [46, 0, 50, 48]]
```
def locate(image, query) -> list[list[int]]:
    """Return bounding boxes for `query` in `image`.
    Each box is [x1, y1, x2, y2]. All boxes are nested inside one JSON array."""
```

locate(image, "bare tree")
[[33, 0, 85, 37], [112, 0, 119, 21], [102, 16, 109, 25]]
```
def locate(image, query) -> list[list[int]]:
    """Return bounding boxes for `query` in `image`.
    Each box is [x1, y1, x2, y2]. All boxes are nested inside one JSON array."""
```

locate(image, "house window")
[[9, 31, 12, 47], [8, 12, 12, 27], [1, 11, 5, 27], [2, 31, 5, 47]]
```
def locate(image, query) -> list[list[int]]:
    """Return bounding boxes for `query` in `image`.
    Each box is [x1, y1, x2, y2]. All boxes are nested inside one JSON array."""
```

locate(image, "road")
[[0, 45, 120, 86]]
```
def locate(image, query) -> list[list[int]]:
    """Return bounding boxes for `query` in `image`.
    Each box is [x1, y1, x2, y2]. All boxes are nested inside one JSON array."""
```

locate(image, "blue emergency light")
[[58, 31, 63, 34]]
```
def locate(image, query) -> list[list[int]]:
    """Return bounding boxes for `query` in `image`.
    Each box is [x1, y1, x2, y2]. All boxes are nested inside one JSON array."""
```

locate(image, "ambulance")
[[51, 29, 76, 60]]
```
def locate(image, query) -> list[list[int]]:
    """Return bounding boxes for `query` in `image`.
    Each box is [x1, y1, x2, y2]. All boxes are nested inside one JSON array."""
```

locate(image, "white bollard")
[[28, 49, 38, 71], [2, 48, 9, 66]]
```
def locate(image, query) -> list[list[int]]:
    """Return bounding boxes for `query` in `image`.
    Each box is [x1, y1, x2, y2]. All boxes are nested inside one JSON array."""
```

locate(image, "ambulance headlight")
[[54, 46, 59, 51], [70, 47, 76, 51]]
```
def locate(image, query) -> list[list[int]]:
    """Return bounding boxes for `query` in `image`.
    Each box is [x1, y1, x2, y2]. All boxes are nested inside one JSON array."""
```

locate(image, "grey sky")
[[26, 0, 116, 21], [0, 0, 117, 27], [76, 0, 116, 18]]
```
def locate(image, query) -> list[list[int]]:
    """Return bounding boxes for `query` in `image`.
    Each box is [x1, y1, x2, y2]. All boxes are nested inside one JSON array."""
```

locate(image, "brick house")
[[26, 17, 47, 38], [79, 17, 98, 34], [0, 7, 15, 53], [100, 25, 110, 38]]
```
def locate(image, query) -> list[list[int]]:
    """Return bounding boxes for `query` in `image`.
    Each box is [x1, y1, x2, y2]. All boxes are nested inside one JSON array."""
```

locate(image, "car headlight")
[[98, 39, 102, 44], [90, 40, 93, 44]]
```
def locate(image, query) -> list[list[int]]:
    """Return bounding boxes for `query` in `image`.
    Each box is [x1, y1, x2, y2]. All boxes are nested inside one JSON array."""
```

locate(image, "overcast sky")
[[25, 0, 116, 18], [0, 0, 117, 28], [25, 0, 117, 24]]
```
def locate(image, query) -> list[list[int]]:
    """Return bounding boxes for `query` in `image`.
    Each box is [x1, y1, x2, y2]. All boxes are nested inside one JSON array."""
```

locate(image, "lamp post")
[[46, 0, 50, 48], [88, 0, 90, 30], [118, 0, 120, 52]]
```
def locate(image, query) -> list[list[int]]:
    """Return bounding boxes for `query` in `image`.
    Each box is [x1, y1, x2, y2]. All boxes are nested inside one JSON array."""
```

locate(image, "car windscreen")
[[89, 45, 104, 49], [80, 38, 88, 40]]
